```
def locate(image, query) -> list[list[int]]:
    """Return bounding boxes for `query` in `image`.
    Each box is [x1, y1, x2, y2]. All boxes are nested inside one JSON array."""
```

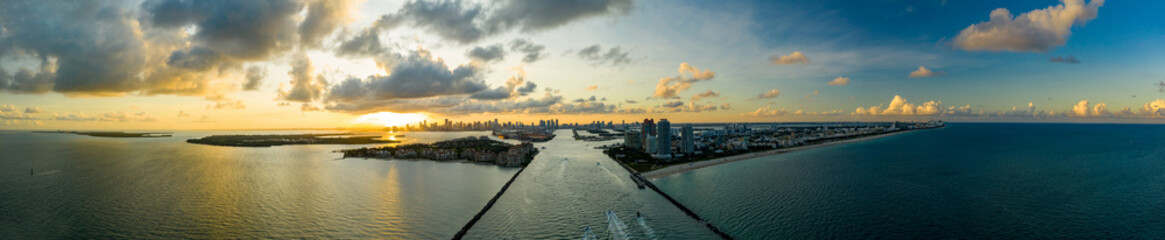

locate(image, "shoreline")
[[641, 128, 933, 179]]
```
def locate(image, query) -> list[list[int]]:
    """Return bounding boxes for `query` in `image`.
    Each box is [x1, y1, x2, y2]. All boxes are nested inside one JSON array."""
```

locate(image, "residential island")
[[34, 130, 173, 138], [187, 133, 399, 147], [339, 136, 538, 167], [603, 120, 946, 176]]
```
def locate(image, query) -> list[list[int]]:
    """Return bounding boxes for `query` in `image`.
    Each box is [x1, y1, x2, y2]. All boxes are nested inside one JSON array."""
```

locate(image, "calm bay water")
[[0, 130, 519, 239], [464, 129, 719, 239], [653, 123, 1165, 239]]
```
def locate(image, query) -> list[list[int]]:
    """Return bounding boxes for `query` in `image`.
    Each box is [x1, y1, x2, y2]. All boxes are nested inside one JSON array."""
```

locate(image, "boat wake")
[[606, 210, 632, 240], [637, 214, 657, 240]]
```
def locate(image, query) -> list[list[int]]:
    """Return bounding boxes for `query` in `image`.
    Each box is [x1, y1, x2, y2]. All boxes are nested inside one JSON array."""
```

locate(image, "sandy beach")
[[640, 128, 928, 179]]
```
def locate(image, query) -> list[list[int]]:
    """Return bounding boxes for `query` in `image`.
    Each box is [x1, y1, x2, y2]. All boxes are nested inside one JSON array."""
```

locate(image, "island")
[[186, 133, 398, 147], [34, 130, 172, 138], [604, 120, 946, 177], [339, 136, 538, 167], [491, 129, 555, 142]]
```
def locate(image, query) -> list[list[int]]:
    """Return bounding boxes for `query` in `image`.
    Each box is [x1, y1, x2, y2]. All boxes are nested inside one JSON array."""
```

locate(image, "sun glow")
[[351, 112, 428, 128]]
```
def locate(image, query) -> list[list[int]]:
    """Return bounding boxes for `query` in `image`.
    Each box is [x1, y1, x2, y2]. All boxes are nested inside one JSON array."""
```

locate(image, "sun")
[[350, 112, 428, 128]]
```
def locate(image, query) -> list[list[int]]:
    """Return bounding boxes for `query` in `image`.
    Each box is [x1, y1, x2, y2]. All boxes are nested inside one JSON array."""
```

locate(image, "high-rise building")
[[642, 118, 655, 152], [624, 131, 643, 149], [645, 135, 658, 154], [681, 124, 694, 153], [657, 119, 671, 155]]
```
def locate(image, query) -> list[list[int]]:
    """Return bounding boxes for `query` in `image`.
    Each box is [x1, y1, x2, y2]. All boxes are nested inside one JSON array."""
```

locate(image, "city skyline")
[[4, 0, 1165, 130]]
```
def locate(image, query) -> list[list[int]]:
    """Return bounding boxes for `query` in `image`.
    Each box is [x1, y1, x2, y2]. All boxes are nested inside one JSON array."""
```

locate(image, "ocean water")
[[0, 130, 519, 239], [653, 123, 1165, 239]]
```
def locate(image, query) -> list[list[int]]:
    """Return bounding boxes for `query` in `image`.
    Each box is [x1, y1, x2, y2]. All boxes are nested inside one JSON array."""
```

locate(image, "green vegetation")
[[603, 146, 772, 173], [340, 136, 538, 167]]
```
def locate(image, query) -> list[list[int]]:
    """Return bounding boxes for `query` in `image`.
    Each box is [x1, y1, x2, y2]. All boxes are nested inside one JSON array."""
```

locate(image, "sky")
[[2, 0, 1164, 130]]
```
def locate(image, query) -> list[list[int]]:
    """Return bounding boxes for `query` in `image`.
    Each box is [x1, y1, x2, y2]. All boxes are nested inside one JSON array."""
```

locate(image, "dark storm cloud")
[[466, 44, 507, 62], [142, 0, 303, 60], [0, 0, 147, 94], [166, 47, 222, 71]]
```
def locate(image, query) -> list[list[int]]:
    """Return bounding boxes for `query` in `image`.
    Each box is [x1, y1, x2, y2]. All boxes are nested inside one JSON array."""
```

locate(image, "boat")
[[581, 226, 597, 240]]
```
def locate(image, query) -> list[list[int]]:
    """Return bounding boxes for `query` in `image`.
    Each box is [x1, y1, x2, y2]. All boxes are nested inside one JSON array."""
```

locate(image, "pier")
[[452, 162, 530, 240], [611, 157, 735, 240]]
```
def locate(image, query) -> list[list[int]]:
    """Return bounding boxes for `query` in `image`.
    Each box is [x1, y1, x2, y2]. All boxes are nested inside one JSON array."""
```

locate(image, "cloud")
[[0, 0, 149, 95], [0, 0, 351, 97], [952, 0, 1105, 52], [206, 96, 246, 110], [742, 106, 789, 117], [299, 0, 353, 47], [144, 0, 303, 60], [325, 50, 489, 112], [469, 67, 534, 100], [466, 44, 507, 62], [1049, 55, 1081, 64], [576, 44, 633, 67], [177, 111, 190, 117], [769, 51, 809, 64], [336, 30, 391, 56], [662, 100, 684, 108], [690, 90, 720, 102], [908, 66, 944, 78], [625, 99, 638, 104], [483, 0, 633, 33], [0, 105, 38, 120], [585, 84, 599, 91], [828, 77, 850, 86], [379, 0, 632, 44], [853, 95, 942, 115], [243, 66, 266, 91], [793, 109, 844, 116], [1070, 100, 1111, 117], [651, 63, 715, 99], [277, 53, 329, 103], [509, 39, 547, 63], [750, 89, 780, 100], [1141, 100, 1165, 117]]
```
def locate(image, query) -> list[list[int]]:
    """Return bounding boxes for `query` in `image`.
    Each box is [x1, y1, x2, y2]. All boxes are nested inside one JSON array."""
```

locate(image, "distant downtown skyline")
[[4, 0, 1165, 130]]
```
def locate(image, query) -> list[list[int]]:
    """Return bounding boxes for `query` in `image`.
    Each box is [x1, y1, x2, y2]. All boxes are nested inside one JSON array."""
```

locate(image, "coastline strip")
[[451, 163, 529, 240], [641, 128, 927, 179]]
